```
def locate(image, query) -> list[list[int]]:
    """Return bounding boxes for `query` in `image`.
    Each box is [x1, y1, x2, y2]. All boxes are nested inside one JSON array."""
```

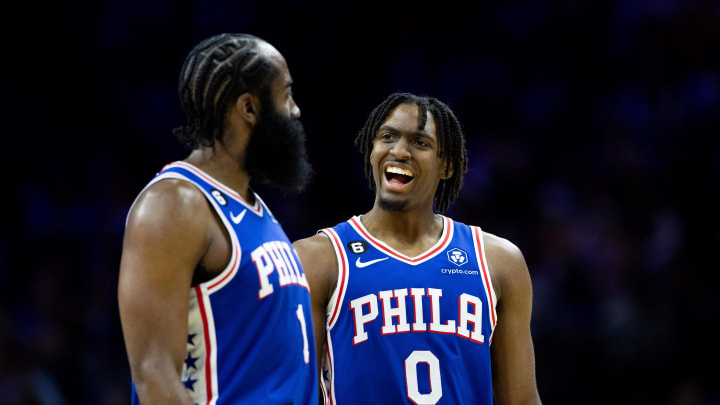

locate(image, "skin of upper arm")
[[293, 234, 338, 391], [485, 232, 542, 405], [118, 180, 212, 404]]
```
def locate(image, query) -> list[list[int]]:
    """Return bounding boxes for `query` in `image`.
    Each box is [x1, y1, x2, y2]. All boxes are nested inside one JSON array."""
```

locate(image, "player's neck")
[[361, 206, 442, 247], [184, 146, 254, 203]]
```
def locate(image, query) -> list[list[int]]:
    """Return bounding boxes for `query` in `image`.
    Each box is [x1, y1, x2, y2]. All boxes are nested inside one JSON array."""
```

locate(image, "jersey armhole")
[[319, 228, 349, 330], [145, 172, 242, 294]]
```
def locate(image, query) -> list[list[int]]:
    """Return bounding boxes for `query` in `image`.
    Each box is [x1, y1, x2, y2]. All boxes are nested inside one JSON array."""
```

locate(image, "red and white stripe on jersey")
[[149, 171, 243, 294], [205, 239, 241, 294], [323, 331, 338, 405], [186, 285, 219, 405], [471, 226, 497, 342], [347, 216, 454, 266], [318, 228, 348, 405], [163, 161, 263, 215], [320, 228, 350, 329]]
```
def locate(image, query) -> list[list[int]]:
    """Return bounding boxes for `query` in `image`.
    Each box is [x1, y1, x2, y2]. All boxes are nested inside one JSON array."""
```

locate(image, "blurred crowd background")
[[2, 0, 719, 404]]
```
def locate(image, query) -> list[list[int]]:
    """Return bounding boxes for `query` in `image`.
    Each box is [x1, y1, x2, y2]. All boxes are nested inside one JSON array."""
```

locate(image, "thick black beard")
[[244, 101, 313, 193], [378, 197, 408, 212]]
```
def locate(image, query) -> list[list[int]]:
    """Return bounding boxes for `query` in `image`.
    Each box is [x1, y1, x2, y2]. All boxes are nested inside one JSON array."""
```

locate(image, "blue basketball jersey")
[[319, 216, 497, 405], [129, 161, 317, 405]]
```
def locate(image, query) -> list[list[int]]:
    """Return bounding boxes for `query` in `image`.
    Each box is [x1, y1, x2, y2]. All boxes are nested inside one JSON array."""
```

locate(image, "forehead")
[[382, 103, 437, 139], [256, 42, 292, 91]]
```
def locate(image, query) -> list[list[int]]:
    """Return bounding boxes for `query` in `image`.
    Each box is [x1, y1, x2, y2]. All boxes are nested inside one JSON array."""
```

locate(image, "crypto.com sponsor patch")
[[440, 268, 480, 276]]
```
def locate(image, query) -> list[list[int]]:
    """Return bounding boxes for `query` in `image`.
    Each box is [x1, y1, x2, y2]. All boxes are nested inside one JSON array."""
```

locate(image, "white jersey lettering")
[[265, 241, 292, 286], [252, 241, 308, 299], [282, 243, 309, 289], [457, 293, 485, 343], [428, 288, 456, 334], [350, 288, 486, 344], [379, 289, 410, 335], [410, 288, 427, 332], [251, 245, 275, 299], [349, 294, 379, 344]]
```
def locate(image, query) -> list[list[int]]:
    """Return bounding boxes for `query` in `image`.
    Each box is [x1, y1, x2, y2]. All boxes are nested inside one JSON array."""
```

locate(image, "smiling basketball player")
[[294, 93, 542, 404]]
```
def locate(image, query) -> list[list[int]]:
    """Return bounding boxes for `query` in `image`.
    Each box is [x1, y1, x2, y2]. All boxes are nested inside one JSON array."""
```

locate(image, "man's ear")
[[234, 93, 260, 126], [441, 159, 454, 180]]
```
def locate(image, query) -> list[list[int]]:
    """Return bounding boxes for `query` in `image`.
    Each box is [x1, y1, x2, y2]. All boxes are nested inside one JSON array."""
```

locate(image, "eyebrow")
[[378, 125, 435, 140]]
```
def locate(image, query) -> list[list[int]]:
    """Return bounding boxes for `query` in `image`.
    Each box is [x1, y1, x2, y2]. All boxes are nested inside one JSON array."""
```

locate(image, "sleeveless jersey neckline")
[[347, 215, 454, 266]]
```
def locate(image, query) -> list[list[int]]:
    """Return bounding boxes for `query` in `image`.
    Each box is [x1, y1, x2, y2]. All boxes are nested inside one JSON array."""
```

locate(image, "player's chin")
[[377, 196, 409, 212]]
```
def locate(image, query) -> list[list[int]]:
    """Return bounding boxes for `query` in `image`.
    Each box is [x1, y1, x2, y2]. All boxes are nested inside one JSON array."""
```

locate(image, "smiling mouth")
[[384, 166, 415, 185]]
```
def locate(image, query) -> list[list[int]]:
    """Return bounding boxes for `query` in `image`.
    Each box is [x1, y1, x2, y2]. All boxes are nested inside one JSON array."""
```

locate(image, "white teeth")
[[386, 166, 414, 177]]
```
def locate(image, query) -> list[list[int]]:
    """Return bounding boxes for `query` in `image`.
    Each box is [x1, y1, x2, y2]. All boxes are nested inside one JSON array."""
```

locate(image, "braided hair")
[[354, 93, 468, 213], [173, 33, 279, 149]]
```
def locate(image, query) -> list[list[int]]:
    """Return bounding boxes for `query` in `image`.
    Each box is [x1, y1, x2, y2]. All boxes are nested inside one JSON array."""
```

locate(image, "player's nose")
[[291, 103, 301, 119], [389, 138, 411, 160]]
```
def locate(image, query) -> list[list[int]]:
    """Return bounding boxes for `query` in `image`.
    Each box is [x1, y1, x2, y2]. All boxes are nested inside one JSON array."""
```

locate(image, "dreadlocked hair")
[[354, 93, 468, 213], [173, 33, 279, 149]]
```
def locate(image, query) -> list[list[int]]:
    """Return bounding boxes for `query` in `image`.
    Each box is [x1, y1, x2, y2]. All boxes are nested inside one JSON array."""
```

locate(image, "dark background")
[[2, 1, 719, 404]]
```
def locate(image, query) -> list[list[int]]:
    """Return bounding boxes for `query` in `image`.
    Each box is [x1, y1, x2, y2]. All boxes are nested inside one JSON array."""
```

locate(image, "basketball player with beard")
[[294, 93, 541, 404], [119, 34, 317, 404]]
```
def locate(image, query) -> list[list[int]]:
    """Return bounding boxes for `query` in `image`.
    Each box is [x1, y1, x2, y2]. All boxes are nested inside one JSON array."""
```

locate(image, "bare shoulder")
[[481, 231, 530, 302], [128, 179, 209, 226], [293, 233, 337, 275], [293, 233, 338, 299], [124, 179, 214, 258]]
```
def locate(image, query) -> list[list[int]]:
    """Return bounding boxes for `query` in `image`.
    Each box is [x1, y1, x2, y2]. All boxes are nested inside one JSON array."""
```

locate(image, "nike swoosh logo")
[[230, 209, 247, 224], [355, 257, 388, 268]]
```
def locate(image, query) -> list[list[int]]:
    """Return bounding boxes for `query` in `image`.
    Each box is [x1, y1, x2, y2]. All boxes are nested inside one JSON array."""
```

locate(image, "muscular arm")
[[118, 181, 213, 404], [484, 232, 542, 405], [293, 234, 338, 404]]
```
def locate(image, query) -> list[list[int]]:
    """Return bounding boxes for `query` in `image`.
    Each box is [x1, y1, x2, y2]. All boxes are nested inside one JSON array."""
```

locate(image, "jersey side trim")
[[194, 285, 216, 404], [472, 227, 497, 341], [324, 333, 337, 405], [320, 228, 350, 330], [318, 228, 348, 405], [347, 216, 454, 265]]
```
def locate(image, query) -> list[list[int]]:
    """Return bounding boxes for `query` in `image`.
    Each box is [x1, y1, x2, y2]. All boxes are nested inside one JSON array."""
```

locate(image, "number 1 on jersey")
[[405, 350, 442, 404], [296, 304, 310, 364]]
